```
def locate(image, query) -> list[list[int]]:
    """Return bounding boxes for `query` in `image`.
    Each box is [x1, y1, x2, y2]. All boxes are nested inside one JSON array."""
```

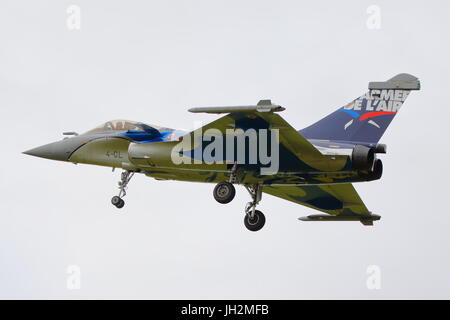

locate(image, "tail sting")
[[300, 73, 420, 146]]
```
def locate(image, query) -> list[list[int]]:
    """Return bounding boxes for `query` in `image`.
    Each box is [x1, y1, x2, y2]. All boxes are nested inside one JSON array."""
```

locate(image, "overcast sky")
[[1, 0, 449, 299]]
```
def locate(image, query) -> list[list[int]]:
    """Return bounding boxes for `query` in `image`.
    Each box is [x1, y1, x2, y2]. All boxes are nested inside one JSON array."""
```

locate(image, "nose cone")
[[23, 140, 73, 161]]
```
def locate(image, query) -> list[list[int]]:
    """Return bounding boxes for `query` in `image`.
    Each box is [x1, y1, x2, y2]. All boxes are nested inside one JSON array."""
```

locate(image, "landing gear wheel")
[[244, 210, 265, 232], [111, 196, 121, 206], [116, 199, 125, 209], [110, 170, 135, 209], [213, 182, 236, 204], [111, 196, 125, 208]]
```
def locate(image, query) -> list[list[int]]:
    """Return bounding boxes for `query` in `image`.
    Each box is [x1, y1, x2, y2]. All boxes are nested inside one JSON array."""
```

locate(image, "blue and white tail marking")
[[300, 73, 420, 146]]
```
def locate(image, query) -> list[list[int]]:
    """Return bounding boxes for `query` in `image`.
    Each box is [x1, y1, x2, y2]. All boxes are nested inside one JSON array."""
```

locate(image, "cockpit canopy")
[[84, 120, 171, 134]]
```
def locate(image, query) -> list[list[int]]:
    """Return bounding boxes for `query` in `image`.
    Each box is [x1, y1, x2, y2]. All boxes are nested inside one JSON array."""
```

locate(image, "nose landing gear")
[[111, 195, 125, 208], [111, 170, 134, 209]]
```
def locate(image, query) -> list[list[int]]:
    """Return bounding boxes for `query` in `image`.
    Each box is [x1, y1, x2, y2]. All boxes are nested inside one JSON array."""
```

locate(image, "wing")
[[188, 101, 323, 158], [263, 183, 380, 225], [186, 100, 348, 172]]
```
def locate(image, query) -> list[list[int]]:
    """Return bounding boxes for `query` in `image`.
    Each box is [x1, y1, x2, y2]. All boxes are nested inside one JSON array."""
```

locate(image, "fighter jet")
[[24, 74, 420, 231]]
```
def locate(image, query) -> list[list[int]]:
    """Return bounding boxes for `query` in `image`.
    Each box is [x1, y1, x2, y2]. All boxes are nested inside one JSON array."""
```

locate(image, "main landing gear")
[[213, 180, 266, 231], [213, 181, 236, 204], [243, 184, 265, 232], [212, 163, 265, 231], [213, 162, 237, 204], [111, 170, 134, 209]]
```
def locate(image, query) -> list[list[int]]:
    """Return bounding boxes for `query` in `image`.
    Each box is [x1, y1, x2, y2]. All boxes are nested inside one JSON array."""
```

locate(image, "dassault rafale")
[[24, 74, 420, 231]]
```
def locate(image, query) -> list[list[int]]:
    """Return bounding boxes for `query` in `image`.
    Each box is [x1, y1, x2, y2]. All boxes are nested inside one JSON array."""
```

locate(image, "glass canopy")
[[84, 120, 170, 134]]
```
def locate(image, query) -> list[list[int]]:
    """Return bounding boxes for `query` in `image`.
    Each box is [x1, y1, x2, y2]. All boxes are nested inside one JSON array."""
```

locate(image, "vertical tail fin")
[[300, 73, 420, 145]]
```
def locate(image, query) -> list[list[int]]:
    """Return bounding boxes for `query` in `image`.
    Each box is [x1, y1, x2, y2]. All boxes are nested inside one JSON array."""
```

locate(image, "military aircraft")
[[24, 73, 420, 231]]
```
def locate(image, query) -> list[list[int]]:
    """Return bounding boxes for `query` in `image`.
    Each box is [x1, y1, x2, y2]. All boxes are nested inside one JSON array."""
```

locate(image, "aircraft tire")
[[213, 182, 236, 204], [116, 199, 125, 209], [111, 196, 121, 206], [244, 210, 265, 232]]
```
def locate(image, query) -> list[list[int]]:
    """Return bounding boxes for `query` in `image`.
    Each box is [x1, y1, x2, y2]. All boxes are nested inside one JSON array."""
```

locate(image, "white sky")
[[0, 0, 449, 299]]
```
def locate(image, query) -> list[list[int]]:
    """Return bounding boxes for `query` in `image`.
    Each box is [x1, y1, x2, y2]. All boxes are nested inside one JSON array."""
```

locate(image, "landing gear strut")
[[111, 170, 134, 209], [243, 184, 265, 231]]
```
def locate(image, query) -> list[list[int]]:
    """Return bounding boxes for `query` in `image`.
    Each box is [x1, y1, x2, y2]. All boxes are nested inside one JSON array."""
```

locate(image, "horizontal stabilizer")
[[298, 214, 381, 226], [188, 99, 285, 114]]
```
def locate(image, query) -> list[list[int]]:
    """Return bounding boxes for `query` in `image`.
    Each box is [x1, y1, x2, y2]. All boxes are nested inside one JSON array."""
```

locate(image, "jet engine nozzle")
[[352, 145, 375, 170], [375, 143, 387, 154], [362, 158, 383, 181]]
